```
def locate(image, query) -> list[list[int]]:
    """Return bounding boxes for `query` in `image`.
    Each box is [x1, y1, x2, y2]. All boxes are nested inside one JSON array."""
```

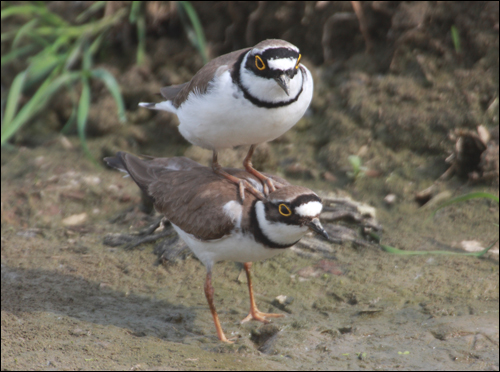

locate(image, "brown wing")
[[172, 48, 251, 108], [160, 83, 189, 100], [149, 167, 245, 240], [105, 152, 265, 241]]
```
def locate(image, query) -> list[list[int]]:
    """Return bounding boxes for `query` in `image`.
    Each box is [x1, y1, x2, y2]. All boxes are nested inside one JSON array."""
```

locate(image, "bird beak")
[[307, 218, 329, 240], [274, 74, 290, 96]]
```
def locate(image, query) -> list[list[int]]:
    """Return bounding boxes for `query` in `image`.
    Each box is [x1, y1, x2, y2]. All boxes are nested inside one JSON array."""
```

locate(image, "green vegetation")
[[177, 1, 208, 64], [1, 2, 127, 158], [347, 155, 367, 180], [1, 1, 207, 159], [450, 25, 461, 54]]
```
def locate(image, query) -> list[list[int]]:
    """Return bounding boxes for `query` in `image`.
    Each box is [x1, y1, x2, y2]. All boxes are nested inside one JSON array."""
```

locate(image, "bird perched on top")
[[139, 39, 313, 200], [105, 151, 327, 343]]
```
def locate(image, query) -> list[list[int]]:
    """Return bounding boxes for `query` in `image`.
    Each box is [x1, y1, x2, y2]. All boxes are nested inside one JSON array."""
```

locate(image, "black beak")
[[307, 218, 329, 240], [274, 73, 290, 96]]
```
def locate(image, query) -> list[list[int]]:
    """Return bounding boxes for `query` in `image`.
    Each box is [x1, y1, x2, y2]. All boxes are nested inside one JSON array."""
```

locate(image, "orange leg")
[[240, 262, 285, 323], [243, 145, 283, 196], [204, 271, 233, 343], [212, 150, 265, 201]]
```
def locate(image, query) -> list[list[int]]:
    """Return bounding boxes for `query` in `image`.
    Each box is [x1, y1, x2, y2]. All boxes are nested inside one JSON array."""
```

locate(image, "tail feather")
[[138, 101, 177, 113]]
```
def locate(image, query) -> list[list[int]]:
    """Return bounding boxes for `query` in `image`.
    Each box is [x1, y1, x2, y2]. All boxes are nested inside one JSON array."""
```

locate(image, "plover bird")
[[105, 151, 327, 342], [139, 39, 313, 199]]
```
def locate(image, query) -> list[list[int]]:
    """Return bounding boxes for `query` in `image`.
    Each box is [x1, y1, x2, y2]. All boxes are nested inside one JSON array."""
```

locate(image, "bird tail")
[[138, 101, 177, 114]]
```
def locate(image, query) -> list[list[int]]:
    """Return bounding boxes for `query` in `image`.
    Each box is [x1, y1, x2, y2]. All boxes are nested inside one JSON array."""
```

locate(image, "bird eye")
[[278, 204, 292, 217], [295, 54, 302, 69], [255, 55, 266, 70]]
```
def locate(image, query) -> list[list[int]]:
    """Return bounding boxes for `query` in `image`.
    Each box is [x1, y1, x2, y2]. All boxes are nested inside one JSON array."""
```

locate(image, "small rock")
[[384, 193, 397, 205], [274, 295, 294, 306], [62, 213, 88, 226]]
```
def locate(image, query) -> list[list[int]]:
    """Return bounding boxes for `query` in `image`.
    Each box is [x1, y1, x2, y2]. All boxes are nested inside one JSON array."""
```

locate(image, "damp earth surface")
[[1, 1, 499, 370]]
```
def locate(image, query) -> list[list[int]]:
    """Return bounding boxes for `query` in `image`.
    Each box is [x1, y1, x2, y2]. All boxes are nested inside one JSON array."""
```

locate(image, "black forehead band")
[[259, 48, 299, 61], [278, 194, 321, 209]]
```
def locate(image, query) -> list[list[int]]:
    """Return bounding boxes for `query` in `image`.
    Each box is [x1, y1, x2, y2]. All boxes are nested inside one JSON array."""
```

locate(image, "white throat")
[[255, 201, 307, 246], [240, 53, 304, 103]]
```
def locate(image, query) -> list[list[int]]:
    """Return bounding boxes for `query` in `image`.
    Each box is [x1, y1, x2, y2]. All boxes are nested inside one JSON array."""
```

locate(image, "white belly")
[[172, 224, 285, 270], [175, 69, 313, 150]]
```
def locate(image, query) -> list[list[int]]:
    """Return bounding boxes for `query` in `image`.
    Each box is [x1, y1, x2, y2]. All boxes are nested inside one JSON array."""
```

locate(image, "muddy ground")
[[2, 1, 499, 370]]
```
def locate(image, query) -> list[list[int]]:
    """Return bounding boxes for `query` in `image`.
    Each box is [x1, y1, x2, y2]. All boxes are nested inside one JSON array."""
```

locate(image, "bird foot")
[[240, 309, 285, 324]]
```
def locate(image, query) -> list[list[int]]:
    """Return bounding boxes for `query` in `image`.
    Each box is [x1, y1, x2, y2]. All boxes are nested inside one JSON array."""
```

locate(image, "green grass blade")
[[136, 15, 146, 65], [60, 81, 79, 134], [60, 98, 78, 134], [451, 25, 461, 54], [1, 72, 80, 146], [2, 71, 27, 129], [1, 5, 68, 27], [12, 18, 39, 48], [1, 45, 37, 67], [369, 231, 497, 258], [177, 1, 208, 63], [25, 52, 65, 88], [75, 1, 107, 23], [89, 33, 104, 57], [129, 1, 142, 23], [475, 239, 499, 257], [64, 35, 85, 70], [82, 39, 92, 71], [431, 192, 499, 218], [90, 69, 126, 122], [77, 77, 95, 163]]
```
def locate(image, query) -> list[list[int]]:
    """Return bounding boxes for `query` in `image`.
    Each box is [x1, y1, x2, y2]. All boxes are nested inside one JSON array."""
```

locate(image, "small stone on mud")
[[323, 171, 337, 182], [83, 176, 101, 186], [62, 213, 88, 226], [250, 324, 281, 353], [384, 193, 396, 205], [272, 295, 294, 311], [415, 184, 436, 206], [274, 295, 294, 306], [338, 326, 353, 334]]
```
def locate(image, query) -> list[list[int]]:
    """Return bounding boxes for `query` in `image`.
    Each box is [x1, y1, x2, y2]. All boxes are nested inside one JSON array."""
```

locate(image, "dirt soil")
[[2, 1, 499, 370]]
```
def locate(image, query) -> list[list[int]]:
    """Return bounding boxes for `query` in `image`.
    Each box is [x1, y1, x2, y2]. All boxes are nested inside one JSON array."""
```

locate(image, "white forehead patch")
[[295, 201, 322, 217], [267, 58, 296, 71]]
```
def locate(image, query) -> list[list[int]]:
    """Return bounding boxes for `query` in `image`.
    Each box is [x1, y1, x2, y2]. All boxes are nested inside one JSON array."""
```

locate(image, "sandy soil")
[[2, 1, 499, 370], [1, 139, 498, 370]]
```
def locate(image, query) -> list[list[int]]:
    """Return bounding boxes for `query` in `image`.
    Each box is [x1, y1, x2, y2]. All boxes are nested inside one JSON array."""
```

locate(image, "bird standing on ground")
[[139, 39, 313, 200], [105, 152, 327, 343]]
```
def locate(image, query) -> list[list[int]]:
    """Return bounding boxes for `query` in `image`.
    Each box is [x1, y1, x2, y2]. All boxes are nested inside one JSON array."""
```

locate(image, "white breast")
[[174, 67, 313, 150], [172, 224, 284, 271]]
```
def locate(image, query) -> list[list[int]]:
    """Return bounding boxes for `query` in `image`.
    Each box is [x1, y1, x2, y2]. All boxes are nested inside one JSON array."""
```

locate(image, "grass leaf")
[[77, 76, 96, 164], [136, 15, 146, 65], [451, 25, 461, 54], [369, 231, 498, 258], [431, 192, 499, 218], [75, 1, 107, 23], [1, 44, 37, 67], [1, 4, 68, 27], [90, 69, 126, 122], [1, 72, 80, 146], [2, 71, 27, 128], [12, 18, 39, 48], [177, 1, 208, 63], [129, 1, 142, 23]]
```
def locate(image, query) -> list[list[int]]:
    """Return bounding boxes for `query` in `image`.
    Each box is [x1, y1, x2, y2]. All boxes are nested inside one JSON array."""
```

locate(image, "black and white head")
[[252, 185, 328, 248], [239, 39, 304, 101]]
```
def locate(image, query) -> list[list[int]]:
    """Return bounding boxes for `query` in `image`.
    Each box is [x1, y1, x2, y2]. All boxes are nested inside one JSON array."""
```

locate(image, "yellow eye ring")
[[295, 54, 302, 69], [255, 55, 266, 70], [279, 204, 292, 217]]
